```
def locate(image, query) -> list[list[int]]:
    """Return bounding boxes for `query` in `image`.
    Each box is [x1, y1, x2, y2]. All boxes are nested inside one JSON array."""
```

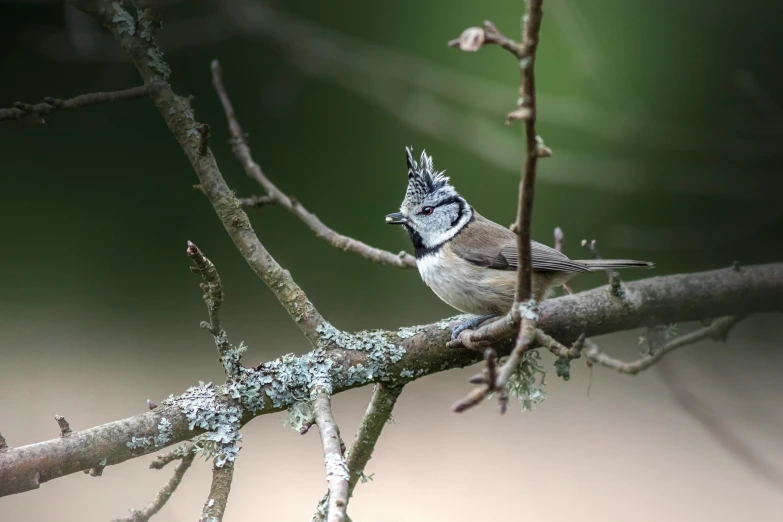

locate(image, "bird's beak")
[[385, 212, 408, 225]]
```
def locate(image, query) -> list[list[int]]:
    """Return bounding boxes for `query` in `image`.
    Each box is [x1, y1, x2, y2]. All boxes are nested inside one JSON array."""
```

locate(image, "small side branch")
[[210, 60, 416, 270], [200, 462, 235, 522], [113, 443, 196, 522], [54, 415, 72, 437], [453, 316, 538, 413], [186, 241, 243, 377], [313, 392, 350, 522], [0, 85, 155, 125], [346, 384, 403, 498], [150, 442, 195, 470], [585, 316, 744, 375]]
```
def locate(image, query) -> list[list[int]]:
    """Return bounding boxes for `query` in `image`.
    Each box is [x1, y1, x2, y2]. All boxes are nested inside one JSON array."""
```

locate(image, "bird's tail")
[[578, 259, 655, 271]]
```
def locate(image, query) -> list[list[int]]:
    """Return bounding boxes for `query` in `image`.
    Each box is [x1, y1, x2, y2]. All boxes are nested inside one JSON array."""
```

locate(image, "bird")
[[386, 147, 654, 340]]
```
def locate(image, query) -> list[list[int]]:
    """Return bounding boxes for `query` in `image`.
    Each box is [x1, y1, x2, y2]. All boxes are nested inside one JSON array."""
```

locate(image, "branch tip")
[[54, 415, 72, 437]]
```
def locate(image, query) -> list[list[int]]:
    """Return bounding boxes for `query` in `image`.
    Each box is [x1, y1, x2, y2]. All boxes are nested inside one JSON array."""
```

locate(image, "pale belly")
[[416, 254, 516, 315]]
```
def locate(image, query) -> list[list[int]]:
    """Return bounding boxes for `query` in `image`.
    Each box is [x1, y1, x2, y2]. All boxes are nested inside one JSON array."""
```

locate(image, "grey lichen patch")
[[396, 326, 423, 339], [505, 351, 547, 411], [220, 340, 246, 378], [324, 452, 350, 482], [111, 2, 135, 36], [399, 369, 414, 379], [554, 357, 571, 381], [154, 418, 172, 447], [146, 47, 171, 81], [346, 364, 370, 386], [126, 436, 151, 450], [258, 348, 335, 407], [227, 367, 272, 412], [282, 400, 314, 433], [164, 382, 242, 467], [136, 10, 156, 42], [316, 322, 406, 383]]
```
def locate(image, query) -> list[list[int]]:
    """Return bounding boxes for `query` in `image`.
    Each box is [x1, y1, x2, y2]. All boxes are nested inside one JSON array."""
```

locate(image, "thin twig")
[[312, 391, 350, 522], [200, 462, 235, 522], [149, 442, 195, 470], [238, 195, 276, 208], [186, 241, 243, 377], [553, 227, 574, 294], [54, 415, 72, 437], [0, 85, 155, 124], [584, 316, 744, 375], [345, 384, 403, 498], [210, 60, 415, 270], [112, 444, 196, 522]]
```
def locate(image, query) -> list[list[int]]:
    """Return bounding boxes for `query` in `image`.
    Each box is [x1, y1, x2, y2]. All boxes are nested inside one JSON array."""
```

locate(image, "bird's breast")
[[416, 250, 515, 315]]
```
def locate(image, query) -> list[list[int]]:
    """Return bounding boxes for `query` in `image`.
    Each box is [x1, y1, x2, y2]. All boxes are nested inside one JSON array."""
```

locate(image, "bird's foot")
[[451, 314, 500, 341]]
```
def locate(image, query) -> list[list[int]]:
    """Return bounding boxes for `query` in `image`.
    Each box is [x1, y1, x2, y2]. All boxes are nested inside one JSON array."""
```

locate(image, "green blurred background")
[[1, 1, 782, 521]]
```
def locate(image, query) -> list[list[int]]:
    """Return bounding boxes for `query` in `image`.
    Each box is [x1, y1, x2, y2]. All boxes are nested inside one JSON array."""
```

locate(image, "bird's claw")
[[450, 314, 499, 341]]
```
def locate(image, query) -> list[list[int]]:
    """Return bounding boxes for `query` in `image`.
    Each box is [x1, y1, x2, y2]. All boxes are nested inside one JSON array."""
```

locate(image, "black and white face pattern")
[[399, 148, 472, 256]]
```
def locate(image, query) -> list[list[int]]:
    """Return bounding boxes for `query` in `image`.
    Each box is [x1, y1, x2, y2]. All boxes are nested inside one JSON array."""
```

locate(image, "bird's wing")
[[452, 212, 589, 272]]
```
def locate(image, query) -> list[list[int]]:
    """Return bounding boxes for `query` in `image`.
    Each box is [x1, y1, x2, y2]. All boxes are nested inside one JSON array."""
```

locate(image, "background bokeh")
[[2, 1, 782, 521]]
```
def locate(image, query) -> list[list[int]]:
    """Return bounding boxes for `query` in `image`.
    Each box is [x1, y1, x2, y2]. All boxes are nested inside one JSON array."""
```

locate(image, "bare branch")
[[346, 384, 403, 498], [238, 195, 275, 208], [450, 0, 546, 413], [200, 462, 235, 522], [54, 415, 72, 437], [113, 443, 196, 522], [1, 263, 781, 497], [513, 0, 545, 303], [584, 316, 744, 375], [313, 392, 349, 522], [0, 85, 154, 124], [210, 60, 416, 270]]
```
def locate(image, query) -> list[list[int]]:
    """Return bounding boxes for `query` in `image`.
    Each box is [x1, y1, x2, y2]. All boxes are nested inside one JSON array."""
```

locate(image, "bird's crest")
[[403, 147, 452, 206]]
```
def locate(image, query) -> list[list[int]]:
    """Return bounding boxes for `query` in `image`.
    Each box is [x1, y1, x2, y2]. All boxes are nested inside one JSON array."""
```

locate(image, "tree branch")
[[200, 462, 235, 522], [346, 384, 402, 498], [210, 60, 416, 270], [2, 262, 780, 497], [449, 0, 546, 413], [313, 392, 350, 522], [0, 85, 155, 124], [186, 240, 245, 376], [113, 443, 196, 522], [584, 316, 744, 375]]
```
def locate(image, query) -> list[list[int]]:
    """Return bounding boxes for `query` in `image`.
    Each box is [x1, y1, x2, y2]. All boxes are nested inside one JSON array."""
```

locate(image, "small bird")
[[386, 148, 654, 340]]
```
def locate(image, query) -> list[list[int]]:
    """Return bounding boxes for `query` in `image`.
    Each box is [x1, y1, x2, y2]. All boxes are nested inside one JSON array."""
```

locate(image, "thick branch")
[[200, 462, 235, 522], [2, 263, 781, 497], [210, 60, 416, 270], [346, 384, 402, 497], [70, 0, 325, 345], [313, 392, 350, 522], [0, 85, 154, 124], [113, 443, 196, 522]]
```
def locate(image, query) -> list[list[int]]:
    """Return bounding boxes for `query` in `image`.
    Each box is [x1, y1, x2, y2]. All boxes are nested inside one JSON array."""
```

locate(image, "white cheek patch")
[[422, 209, 472, 248]]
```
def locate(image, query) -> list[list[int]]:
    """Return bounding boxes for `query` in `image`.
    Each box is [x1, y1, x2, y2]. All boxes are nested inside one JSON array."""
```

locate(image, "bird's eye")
[[421, 206, 434, 215]]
